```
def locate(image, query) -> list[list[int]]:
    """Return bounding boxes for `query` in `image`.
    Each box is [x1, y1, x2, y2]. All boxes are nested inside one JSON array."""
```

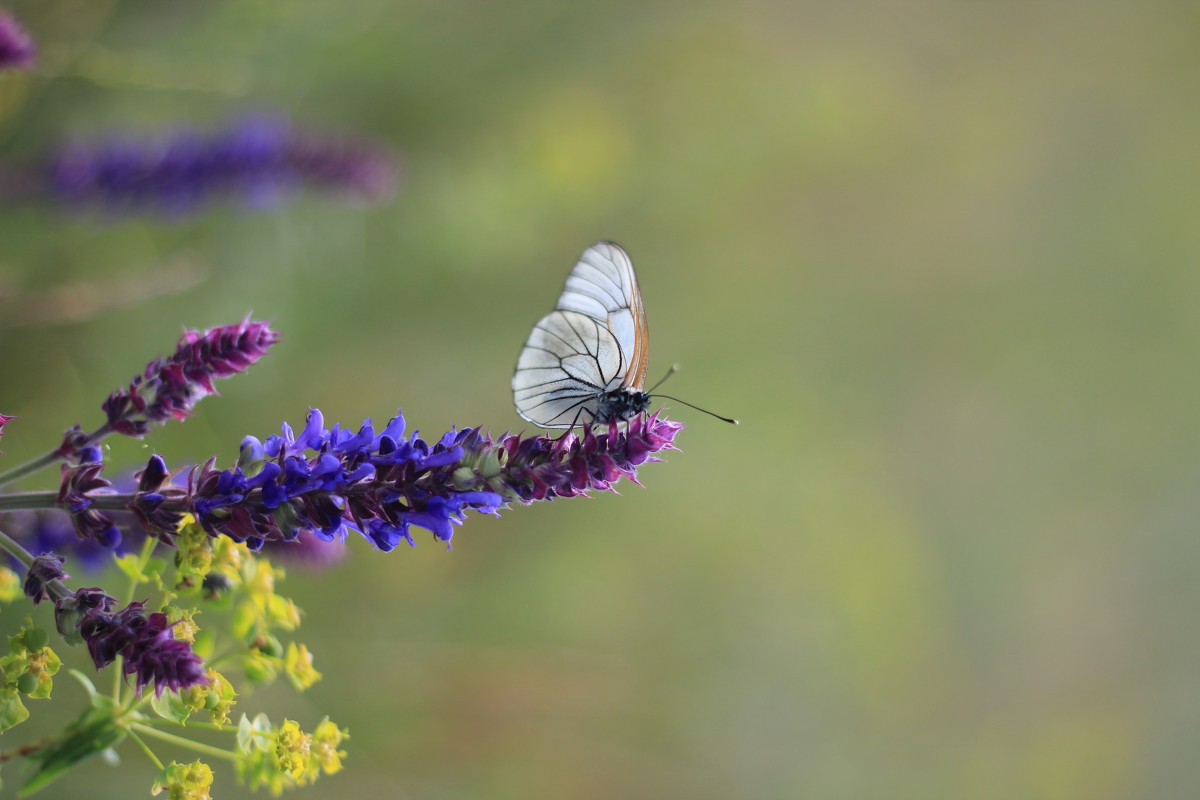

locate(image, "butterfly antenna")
[[650, 393, 739, 425], [647, 364, 679, 393]]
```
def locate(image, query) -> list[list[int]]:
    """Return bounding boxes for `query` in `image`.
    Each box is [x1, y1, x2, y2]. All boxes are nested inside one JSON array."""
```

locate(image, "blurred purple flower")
[[2, 508, 142, 572], [43, 116, 396, 216], [0, 12, 35, 71], [261, 530, 348, 570]]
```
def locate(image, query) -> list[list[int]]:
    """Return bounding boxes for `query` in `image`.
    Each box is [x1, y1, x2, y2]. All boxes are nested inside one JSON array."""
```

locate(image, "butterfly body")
[[513, 242, 650, 429], [595, 387, 652, 425]]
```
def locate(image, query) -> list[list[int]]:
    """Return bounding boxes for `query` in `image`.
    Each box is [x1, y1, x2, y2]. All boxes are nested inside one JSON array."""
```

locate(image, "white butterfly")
[[513, 241, 652, 429]]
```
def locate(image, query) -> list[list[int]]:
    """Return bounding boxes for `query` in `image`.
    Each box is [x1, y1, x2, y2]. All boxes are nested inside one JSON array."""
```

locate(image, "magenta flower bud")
[[24, 553, 69, 605], [0, 12, 35, 71]]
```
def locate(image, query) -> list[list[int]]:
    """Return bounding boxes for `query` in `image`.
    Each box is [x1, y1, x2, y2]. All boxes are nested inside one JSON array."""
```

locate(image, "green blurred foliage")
[[1, 0, 1198, 797]]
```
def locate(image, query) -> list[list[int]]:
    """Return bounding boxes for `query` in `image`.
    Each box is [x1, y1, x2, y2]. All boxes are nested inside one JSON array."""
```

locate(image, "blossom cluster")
[[185, 408, 682, 552]]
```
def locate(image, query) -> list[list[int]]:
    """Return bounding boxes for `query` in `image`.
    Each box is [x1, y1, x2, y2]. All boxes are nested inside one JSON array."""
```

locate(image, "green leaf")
[[0, 687, 29, 732], [19, 702, 125, 796], [113, 554, 166, 587], [151, 690, 192, 725]]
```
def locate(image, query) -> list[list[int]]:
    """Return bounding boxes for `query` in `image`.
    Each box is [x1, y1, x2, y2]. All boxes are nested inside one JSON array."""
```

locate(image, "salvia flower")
[[23, 553, 69, 605], [0, 12, 35, 71], [45, 115, 397, 216], [100, 318, 279, 439], [187, 408, 682, 552], [66, 589, 208, 696], [130, 454, 188, 536], [57, 461, 121, 547]]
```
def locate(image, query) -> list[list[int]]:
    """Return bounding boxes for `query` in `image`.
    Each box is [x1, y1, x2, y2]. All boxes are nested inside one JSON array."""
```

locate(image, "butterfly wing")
[[557, 241, 649, 391], [513, 310, 623, 427], [512, 242, 650, 428]]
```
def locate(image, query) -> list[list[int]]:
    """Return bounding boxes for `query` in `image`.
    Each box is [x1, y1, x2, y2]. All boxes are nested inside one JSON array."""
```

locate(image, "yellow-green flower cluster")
[[236, 713, 348, 794], [0, 622, 61, 731], [151, 759, 214, 800]]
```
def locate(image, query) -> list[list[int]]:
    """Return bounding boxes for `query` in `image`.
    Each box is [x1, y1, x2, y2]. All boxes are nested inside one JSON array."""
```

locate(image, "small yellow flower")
[[151, 760, 214, 800], [274, 719, 313, 782], [311, 717, 348, 775], [0, 567, 22, 602], [283, 642, 321, 691]]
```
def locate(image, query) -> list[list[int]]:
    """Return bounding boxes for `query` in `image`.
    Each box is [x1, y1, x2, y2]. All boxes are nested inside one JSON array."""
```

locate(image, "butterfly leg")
[[555, 407, 591, 444]]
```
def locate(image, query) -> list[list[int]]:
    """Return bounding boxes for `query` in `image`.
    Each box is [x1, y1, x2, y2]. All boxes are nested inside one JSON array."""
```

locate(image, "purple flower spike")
[[45, 115, 397, 216], [24, 553, 69, 605], [0, 12, 36, 71], [73, 595, 208, 696], [188, 408, 682, 551], [101, 318, 279, 437]]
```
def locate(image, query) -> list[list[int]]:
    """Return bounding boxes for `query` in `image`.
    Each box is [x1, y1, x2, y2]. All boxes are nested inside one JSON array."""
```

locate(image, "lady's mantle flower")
[[236, 714, 347, 793], [45, 116, 396, 216], [0, 12, 36, 71], [61, 588, 207, 697], [152, 760, 214, 800]]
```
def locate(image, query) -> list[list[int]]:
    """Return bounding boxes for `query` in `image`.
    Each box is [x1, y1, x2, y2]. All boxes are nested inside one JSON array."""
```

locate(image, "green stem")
[[0, 451, 65, 489], [205, 647, 252, 671], [0, 493, 63, 511], [0, 528, 35, 570], [0, 422, 111, 489], [128, 722, 239, 763], [126, 728, 165, 771], [114, 535, 160, 705], [159, 720, 232, 733]]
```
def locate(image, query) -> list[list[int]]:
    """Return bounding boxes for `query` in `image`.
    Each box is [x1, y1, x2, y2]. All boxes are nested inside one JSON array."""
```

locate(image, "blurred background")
[[0, 0, 1197, 797]]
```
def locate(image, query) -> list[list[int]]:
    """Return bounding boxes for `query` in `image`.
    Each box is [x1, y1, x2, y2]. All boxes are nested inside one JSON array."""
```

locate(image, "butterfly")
[[512, 241, 737, 430]]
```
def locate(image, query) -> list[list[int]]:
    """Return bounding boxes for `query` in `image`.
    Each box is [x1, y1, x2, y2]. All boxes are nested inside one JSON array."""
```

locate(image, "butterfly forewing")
[[513, 242, 650, 428]]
